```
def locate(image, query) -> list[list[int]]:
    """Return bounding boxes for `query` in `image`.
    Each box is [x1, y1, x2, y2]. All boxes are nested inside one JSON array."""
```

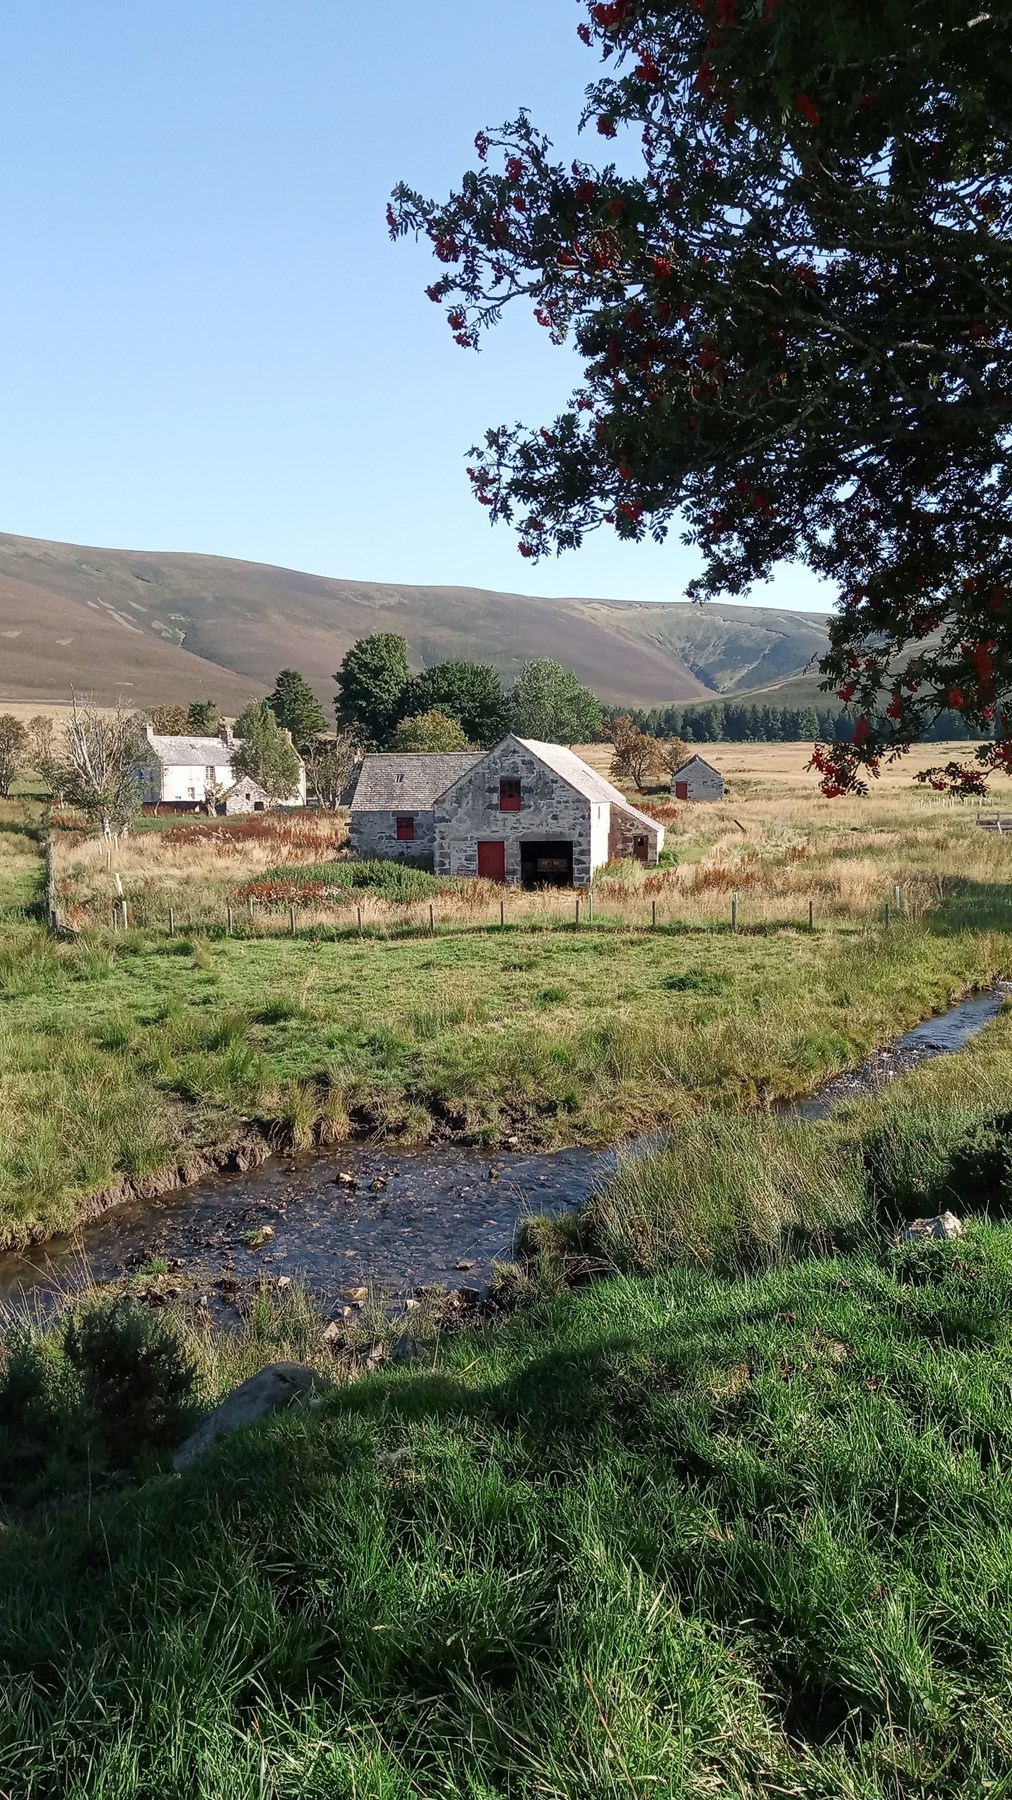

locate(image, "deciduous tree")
[[510, 659, 603, 744], [402, 661, 511, 746], [149, 704, 190, 734], [304, 733, 358, 810], [391, 709, 473, 752], [335, 635, 411, 746], [391, 2, 1012, 792], [0, 716, 27, 797], [58, 698, 145, 838], [609, 714, 667, 791], [231, 701, 303, 804]]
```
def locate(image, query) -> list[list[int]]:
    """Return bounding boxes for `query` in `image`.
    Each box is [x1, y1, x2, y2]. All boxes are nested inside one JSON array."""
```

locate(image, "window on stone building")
[[499, 778, 522, 811], [396, 815, 415, 841]]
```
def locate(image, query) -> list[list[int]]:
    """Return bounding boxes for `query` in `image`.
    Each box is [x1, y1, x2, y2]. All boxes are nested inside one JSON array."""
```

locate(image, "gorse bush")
[[259, 858, 443, 899], [0, 1333, 83, 1505], [63, 1296, 196, 1467]]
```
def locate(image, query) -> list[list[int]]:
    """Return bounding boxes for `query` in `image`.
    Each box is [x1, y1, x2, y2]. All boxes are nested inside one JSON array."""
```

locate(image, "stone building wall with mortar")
[[349, 810, 437, 865], [434, 742, 594, 885], [607, 806, 663, 864], [672, 758, 725, 803]]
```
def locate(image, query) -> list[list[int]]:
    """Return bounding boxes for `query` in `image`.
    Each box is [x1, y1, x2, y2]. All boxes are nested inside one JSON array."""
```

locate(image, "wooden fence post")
[[226, 905, 233, 936], [894, 883, 902, 917], [499, 898, 505, 928], [808, 898, 814, 932], [651, 899, 657, 930], [429, 902, 435, 935], [731, 891, 739, 932], [45, 834, 59, 933], [575, 898, 581, 928], [290, 904, 296, 935], [120, 899, 128, 931], [588, 889, 594, 923], [356, 904, 363, 937], [168, 906, 175, 938]]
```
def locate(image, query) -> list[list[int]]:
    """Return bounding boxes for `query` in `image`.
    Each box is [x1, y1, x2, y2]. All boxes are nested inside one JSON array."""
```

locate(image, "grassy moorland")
[[6, 750, 1012, 1795], [3, 750, 1012, 1246]]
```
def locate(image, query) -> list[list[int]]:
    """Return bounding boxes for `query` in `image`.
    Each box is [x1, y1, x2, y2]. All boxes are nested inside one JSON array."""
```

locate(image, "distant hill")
[[0, 532, 831, 710]]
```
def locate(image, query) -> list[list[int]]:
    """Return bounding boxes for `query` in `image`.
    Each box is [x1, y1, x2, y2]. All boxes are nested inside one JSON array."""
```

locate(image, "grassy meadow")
[[7, 744, 1012, 1793], [2, 742, 1012, 1246], [6, 1222, 1012, 1796]]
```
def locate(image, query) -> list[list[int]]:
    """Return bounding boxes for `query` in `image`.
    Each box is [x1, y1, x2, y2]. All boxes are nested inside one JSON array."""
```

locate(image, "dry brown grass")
[[51, 740, 1012, 936]]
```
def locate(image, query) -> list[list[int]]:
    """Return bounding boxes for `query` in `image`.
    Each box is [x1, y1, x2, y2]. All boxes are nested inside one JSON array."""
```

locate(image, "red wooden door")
[[675, 781, 688, 800], [477, 840, 506, 881]]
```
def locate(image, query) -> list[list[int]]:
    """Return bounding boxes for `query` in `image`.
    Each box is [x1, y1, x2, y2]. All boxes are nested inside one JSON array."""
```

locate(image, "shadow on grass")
[[925, 877, 1012, 936]]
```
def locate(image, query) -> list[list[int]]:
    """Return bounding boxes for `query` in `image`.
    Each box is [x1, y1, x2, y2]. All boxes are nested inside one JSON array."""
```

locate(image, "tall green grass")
[[5, 1240, 1012, 1795]]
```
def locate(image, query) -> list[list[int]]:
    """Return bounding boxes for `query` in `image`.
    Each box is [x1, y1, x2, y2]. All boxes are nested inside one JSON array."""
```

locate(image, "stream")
[[2, 986, 1009, 1318]]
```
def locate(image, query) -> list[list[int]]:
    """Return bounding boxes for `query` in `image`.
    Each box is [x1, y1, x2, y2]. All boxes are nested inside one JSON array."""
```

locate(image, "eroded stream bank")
[[2, 986, 1009, 1316]]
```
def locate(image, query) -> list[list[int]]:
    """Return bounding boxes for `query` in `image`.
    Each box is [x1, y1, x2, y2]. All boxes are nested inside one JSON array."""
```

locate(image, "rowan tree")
[[609, 713, 668, 790], [57, 698, 144, 838], [304, 733, 358, 809], [390, 1, 1012, 793]]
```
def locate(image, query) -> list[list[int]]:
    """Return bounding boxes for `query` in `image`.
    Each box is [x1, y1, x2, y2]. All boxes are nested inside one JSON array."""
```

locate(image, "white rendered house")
[[135, 723, 306, 812]]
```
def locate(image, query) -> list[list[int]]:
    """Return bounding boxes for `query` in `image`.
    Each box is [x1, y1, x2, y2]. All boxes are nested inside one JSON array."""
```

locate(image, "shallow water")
[[1, 987, 1008, 1314]]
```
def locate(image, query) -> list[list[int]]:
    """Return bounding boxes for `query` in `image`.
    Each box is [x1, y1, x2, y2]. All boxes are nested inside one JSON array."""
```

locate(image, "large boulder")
[[172, 1363, 324, 1470]]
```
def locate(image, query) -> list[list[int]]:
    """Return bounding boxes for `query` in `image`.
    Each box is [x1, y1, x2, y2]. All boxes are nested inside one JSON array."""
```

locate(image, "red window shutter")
[[396, 815, 415, 841]]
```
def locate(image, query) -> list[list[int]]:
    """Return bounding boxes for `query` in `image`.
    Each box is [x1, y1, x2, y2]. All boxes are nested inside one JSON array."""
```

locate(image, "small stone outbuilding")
[[348, 752, 484, 864], [349, 735, 664, 886], [670, 753, 725, 803]]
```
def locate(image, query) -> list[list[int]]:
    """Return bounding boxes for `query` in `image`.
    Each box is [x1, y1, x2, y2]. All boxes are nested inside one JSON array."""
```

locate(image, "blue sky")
[[0, 1, 828, 612]]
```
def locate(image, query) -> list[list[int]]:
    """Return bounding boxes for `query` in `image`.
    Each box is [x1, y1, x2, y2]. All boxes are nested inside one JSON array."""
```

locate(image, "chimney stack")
[[219, 723, 234, 748]]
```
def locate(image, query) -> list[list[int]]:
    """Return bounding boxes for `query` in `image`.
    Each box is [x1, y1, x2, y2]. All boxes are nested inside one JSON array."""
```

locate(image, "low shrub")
[[0, 1333, 83, 1504], [63, 1297, 197, 1466], [861, 1103, 1007, 1224], [234, 877, 328, 908], [258, 858, 443, 900]]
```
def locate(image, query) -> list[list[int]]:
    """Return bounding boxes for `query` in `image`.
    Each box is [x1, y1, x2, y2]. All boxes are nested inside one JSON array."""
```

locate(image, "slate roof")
[[143, 734, 237, 765], [671, 753, 722, 779], [514, 739, 662, 835], [350, 752, 484, 811]]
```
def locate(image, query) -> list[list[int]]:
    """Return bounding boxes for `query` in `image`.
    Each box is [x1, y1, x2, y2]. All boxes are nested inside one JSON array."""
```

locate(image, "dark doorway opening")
[[521, 840, 574, 888], [632, 834, 649, 863]]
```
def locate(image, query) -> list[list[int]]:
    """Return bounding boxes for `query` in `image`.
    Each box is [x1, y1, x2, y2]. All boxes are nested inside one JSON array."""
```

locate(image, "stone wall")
[[350, 809, 437, 864], [607, 806, 664, 865], [673, 760, 724, 803], [434, 742, 594, 885]]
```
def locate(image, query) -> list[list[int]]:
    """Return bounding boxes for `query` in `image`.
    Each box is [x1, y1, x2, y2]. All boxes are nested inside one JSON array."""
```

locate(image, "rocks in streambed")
[[902, 1211, 964, 1241], [172, 1363, 325, 1470]]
